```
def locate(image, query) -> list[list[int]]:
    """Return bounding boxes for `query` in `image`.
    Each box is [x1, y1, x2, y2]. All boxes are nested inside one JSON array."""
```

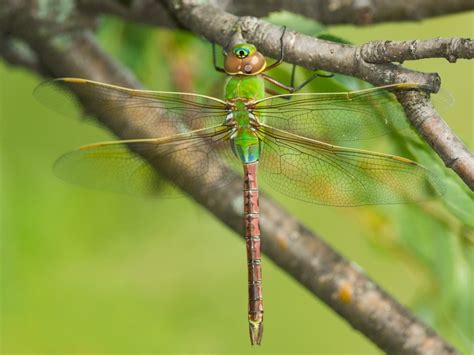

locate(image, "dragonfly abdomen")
[[243, 162, 264, 345]]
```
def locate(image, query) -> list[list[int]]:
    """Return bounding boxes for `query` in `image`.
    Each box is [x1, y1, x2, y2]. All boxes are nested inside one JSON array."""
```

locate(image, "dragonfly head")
[[224, 43, 267, 76]]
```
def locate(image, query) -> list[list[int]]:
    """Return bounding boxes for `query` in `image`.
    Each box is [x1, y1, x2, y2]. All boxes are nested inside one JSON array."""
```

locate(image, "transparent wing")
[[257, 125, 444, 206], [54, 125, 237, 197], [253, 84, 417, 143], [34, 78, 229, 135]]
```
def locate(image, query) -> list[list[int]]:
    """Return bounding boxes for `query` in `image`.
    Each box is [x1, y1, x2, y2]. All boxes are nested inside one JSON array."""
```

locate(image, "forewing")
[[257, 125, 444, 206], [54, 125, 237, 197], [253, 84, 415, 143], [34, 78, 229, 135]]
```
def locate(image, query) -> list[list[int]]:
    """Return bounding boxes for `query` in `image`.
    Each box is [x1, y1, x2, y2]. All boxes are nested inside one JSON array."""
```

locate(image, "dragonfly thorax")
[[224, 74, 266, 101], [224, 63, 266, 164]]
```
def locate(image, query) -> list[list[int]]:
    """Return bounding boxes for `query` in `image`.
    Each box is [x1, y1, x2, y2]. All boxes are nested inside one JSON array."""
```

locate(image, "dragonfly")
[[34, 35, 444, 346]]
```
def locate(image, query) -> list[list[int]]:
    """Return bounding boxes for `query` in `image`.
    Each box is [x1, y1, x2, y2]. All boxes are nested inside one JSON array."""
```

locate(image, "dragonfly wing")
[[54, 125, 236, 197], [257, 125, 444, 206], [34, 78, 229, 135], [253, 84, 416, 143]]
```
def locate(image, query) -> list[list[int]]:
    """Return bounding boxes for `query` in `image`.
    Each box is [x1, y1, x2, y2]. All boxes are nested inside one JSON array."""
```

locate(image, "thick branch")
[[0, 1, 463, 353], [361, 38, 474, 64], [77, 0, 474, 26]]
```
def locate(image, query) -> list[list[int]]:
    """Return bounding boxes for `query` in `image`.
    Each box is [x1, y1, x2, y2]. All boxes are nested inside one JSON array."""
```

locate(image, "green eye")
[[234, 47, 250, 58], [232, 44, 256, 59]]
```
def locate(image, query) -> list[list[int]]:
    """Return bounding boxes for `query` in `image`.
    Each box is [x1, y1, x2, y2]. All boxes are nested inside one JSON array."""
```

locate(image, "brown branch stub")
[[361, 38, 474, 64], [397, 91, 474, 189]]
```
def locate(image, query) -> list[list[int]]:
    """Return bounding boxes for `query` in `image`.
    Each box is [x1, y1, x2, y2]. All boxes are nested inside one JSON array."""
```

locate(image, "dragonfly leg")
[[263, 24, 334, 90], [264, 87, 283, 96], [263, 26, 287, 72], [291, 67, 333, 92], [262, 73, 293, 92], [262, 68, 333, 99], [262, 25, 333, 98], [262, 73, 296, 100]]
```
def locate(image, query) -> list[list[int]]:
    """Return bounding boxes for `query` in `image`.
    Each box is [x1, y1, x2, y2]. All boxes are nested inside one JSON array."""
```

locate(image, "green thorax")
[[224, 75, 265, 164], [224, 75, 266, 101]]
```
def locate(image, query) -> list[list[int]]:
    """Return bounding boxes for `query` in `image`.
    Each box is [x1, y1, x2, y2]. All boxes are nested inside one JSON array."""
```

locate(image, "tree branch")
[[397, 91, 474, 189], [361, 38, 474, 64], [0, 1, 465, 353], [76, 0, 474, 26]]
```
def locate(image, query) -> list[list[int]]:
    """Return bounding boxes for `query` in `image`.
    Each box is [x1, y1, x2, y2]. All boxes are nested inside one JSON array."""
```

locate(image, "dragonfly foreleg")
[[263, 26, 287, 72]]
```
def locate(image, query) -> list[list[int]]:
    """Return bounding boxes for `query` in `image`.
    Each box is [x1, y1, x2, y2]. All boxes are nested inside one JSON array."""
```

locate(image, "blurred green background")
[[1, 10, 473, 354]]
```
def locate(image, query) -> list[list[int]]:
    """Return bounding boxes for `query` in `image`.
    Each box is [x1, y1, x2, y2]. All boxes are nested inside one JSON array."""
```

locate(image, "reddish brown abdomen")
[[243, 162, 263, 345]]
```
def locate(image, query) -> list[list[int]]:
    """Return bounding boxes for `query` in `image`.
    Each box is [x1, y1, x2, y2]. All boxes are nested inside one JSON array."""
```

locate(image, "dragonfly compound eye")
[[234, 47, 250, 59]]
